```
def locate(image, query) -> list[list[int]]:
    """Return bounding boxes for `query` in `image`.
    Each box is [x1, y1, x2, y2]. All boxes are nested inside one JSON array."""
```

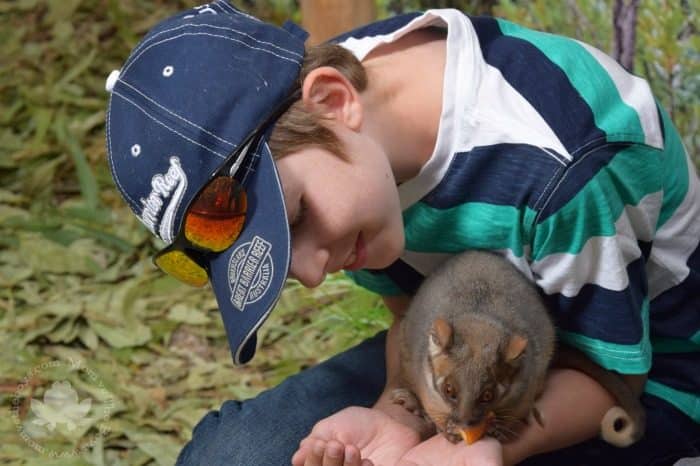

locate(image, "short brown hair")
[[268, 43, 367, 159]]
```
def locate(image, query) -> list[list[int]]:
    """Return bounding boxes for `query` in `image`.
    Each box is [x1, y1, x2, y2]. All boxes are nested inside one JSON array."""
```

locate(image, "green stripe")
[[645, 379, 700, 423], [345, 270, 403, 296], [402, 202, 537, 256], [656, 105, 690, 229], [495, 18, 645, 144], [533, 145, 662, 259], [557, 299, 651, 374]]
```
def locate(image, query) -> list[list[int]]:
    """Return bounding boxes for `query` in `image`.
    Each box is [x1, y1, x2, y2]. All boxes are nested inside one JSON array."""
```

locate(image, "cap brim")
[[206, 140, 290, 365]]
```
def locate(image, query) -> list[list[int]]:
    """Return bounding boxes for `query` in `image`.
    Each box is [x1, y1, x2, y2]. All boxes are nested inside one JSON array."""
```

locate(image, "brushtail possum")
[[391, 250, 645, 447]]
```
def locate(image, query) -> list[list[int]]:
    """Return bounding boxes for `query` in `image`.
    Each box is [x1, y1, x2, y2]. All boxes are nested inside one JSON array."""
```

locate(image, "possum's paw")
[[390, 388, 422, 416]]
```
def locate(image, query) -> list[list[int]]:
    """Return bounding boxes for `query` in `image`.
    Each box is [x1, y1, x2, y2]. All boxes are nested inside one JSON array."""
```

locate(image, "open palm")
[[292, 406, 421, 466], [292, 406, 503, 466]]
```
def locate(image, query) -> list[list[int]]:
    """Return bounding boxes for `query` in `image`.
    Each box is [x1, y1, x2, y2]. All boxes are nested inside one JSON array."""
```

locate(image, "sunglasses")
[[153, 88, 301, 287]]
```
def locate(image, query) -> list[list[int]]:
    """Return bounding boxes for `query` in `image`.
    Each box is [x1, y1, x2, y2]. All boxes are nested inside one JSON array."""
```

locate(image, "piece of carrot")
[[459, 412, 494, 445]]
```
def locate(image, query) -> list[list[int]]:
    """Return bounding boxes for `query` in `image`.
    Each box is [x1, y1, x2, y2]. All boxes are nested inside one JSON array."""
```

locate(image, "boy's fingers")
[[344, 444, 361, 466], [291, 437, 313, 466], [322, 439, 345, 466], [291, 447, 306, 466], [304, 439, 322, 466]]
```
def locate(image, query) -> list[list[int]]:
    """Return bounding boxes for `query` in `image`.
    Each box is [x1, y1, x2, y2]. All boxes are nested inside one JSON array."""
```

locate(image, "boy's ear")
[[301, 66, 362, 130]]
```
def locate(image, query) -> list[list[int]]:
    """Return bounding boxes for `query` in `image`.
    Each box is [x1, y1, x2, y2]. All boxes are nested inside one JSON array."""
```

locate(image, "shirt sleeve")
[[529, 142, 663, 374]]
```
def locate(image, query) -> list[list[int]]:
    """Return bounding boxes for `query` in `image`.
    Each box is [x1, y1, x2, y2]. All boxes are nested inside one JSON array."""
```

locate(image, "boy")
[[105, 1, 700, 465]]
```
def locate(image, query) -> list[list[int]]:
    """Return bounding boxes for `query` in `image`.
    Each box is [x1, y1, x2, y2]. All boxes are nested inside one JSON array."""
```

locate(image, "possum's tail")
[[553, 345, 646, 447], [601, 405, 645, 447]]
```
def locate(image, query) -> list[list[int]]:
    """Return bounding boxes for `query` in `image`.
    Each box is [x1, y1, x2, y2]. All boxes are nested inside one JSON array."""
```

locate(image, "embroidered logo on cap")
[[228, 235, 274, 311], [140, 157, 187, 243]]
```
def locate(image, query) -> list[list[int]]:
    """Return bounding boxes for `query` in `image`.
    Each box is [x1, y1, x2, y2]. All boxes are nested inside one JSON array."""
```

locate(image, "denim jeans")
[[175, 331, 700, 466]]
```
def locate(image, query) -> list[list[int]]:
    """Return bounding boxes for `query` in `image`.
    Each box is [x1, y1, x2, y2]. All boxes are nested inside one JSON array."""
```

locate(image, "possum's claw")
[[390, 388, 422, 416]]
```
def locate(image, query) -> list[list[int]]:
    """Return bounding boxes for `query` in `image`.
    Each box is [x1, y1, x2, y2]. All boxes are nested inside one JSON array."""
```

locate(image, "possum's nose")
[[465, 407, 486, 426]]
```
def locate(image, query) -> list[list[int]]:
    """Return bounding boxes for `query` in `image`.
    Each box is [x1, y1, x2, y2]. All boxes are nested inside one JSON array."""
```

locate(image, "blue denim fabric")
[[175, 331, 387, 466], [175, 330, 700, 466]]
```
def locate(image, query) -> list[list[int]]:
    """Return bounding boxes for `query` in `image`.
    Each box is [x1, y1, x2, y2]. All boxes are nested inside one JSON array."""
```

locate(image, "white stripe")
[[647, 154, 700, 300], [576, 40, 664, 150], [465, 62, 572, 163], [532, 192, 662, 296]]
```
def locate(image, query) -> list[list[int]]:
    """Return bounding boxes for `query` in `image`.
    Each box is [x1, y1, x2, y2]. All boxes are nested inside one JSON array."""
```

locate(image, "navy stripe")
[[649, 352, 700, 394], [422, 144, 563, 210], [537, 143, 631, 222], [331, 12, 421, 43], [540, 257, 647, 344], [469, 16, 605, 157], [379, 259, 424, 296], [650, 243, 700, 340]]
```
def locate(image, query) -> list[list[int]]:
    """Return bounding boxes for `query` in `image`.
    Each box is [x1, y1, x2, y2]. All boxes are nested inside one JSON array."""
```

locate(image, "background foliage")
[[0, 1, 697, 465]]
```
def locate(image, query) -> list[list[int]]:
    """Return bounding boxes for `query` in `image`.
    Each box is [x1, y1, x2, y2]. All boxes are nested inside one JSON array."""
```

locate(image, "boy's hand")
[[291, 406, 421, 466], [291, 406, 504, 466]]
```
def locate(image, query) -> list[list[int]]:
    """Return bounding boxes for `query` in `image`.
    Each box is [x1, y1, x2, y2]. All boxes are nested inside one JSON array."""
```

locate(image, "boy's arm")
[[502, 368, 647, 465]]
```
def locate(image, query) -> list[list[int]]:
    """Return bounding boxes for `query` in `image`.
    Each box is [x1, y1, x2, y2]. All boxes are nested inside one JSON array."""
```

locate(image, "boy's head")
[[105, 1, 399, 365], [105, 1, 318, 365]]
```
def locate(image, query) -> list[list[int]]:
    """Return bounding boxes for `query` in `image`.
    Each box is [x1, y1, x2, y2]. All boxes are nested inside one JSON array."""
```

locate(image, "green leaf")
[[124, 430, 181, 466], [89, 320, 152, 349], [166, 305, 211, 325], [53, 119, 99, 212]]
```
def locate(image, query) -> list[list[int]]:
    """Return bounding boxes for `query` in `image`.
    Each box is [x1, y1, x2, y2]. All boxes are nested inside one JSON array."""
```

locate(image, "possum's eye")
[[442, 382, 458, 402], [479, 389, 494, 404]]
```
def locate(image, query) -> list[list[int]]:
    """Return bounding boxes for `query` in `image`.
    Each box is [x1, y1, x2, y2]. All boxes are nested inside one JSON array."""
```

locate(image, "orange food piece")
[[459, 412, 494, 445]]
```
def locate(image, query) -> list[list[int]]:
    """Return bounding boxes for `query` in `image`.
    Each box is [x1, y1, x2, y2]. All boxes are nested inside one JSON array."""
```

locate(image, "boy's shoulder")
[[468, 15, 664, 154]]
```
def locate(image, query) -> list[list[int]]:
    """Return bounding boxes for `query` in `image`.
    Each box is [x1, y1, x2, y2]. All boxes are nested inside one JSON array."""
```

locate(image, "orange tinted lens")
[[154, 250, 209, 287], [184, 176, 247, 252]]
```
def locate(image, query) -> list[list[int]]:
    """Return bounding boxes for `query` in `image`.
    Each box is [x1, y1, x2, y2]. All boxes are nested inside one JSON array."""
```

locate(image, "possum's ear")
[[504, 334, 528, 363], [429, 317, 453, 356]]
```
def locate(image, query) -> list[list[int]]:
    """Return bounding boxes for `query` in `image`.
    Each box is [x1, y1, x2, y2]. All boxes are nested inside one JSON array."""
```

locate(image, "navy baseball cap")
[[105, 0, 307, 364]]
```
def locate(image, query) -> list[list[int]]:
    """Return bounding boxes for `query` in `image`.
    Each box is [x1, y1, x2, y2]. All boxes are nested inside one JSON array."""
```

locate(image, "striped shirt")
[[338, 10, 700, 423]]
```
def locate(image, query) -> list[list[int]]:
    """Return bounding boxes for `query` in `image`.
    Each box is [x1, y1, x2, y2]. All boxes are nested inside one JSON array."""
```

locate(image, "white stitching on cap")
[[123, 31, 300, 77], [210, 2, 226, 14], [120, 80, 236, 147], [112, 90, 227, 159], [130, 22, 303, 62], [193, 5, 217, 15], [215, 0, 236, 14], [128, 20, 302, 66], [131, 144, 141, 156], [106, 92, 140, 211], [215, 0, 260, 22], [162, 65, 174, 77]]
